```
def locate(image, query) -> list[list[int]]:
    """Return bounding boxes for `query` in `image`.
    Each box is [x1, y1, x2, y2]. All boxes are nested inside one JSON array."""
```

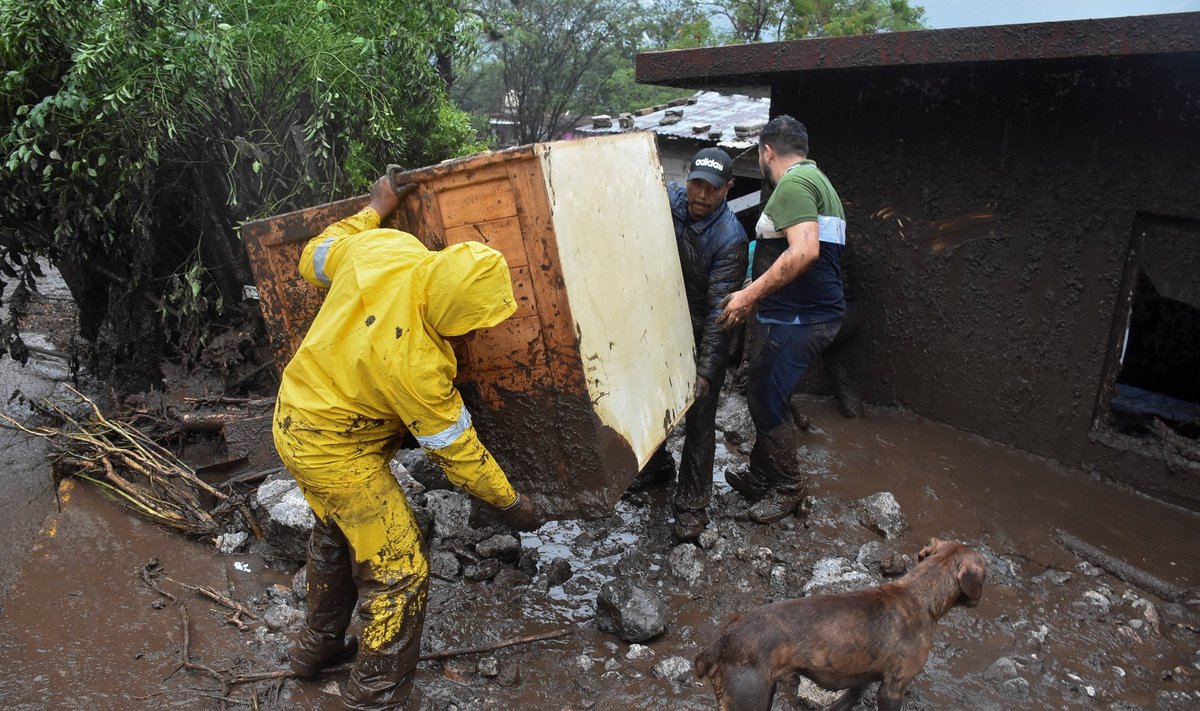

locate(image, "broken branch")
[[1054, 528, 1195, 603]]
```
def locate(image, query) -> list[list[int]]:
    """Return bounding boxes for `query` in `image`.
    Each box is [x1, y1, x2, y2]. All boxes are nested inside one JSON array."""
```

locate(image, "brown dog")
[[695, 538, 986, 711]]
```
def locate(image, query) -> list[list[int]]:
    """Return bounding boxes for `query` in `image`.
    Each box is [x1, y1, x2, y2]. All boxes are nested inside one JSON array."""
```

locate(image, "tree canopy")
[[0, 0, 481, 387]]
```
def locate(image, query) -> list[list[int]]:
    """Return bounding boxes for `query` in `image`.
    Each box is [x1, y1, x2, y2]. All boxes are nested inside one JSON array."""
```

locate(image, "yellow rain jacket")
[[273, 206, 519, 509]]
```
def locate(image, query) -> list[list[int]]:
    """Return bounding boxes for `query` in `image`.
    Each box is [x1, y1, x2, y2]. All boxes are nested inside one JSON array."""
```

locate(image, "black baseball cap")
[[687, 147, 734, 187]]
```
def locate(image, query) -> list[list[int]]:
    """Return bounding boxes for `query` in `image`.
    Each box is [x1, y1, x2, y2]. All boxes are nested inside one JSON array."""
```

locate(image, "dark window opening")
[[1108, 271, 1200, 440]]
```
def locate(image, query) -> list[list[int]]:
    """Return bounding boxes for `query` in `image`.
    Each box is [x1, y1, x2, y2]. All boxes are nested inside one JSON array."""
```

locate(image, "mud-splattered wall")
[[775, 53, 1200, 506]]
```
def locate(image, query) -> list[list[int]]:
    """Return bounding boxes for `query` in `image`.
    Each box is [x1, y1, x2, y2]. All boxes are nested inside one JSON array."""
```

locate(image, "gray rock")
[[596, 581, 669, 643], [517, 549, 540, 576], [668, 543, 703, 585], [395, 448, 450, 491], [591, 115, 613, 128], [476, 534, 521, 562], [855, 492, 908, 539], [982, 549, 1021, 586], [388, 457, 425, 496], [493, 568, 531, 588], [1033, 569, 1073, 586], [625, 644, 655, 661], [429, 550, 461, 580], [734, 120, 766, 138], [216, 531, 249, 555], [477, 656, 500, 677], [1131, 598, 1161, 636], [986, 656, 1024, 682], [263, 603, 305, 632], [1082, 590, 1111, 614], [256, 478, 315, 561], [464, 559, 502, 582], [424, 490, 483, 542], [292, 566, 308, 601], [1001, 677, 1031, 700], [573, 654, 598, 673], [696, 528, 720, 551], [735, 546, 774, 578], [803, 557, 873, 596], [856, 541, 911, 577], [546, 557, 573, 586], [651, 656, 693, 686], [795, 676, 842, 707]]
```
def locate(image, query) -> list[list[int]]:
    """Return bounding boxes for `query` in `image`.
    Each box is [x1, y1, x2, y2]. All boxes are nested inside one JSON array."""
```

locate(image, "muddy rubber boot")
[[725, 466, 768, 503], [290, 520, 360, 678], [342, 606, 424, 710], [746, 422, 807, 524], [672, 508, 709, 542], [748, 485, 809, 524]]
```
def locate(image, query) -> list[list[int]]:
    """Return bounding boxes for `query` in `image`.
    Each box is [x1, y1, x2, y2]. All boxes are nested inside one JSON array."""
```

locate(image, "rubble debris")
[[596, 581, 668, 643], [855, 491, 908, 539], [254, 477, 314, 561], [802, 557, 873, 596], [591, 115, 613, 129]]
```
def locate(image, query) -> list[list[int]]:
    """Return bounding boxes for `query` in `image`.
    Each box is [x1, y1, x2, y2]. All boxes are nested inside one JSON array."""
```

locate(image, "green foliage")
[[786, 0, 926, 38], [0, 0, 480, 380], [453, 0, 645, 144]]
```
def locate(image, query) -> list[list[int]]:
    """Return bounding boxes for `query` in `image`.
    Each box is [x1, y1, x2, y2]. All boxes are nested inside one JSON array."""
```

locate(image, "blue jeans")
[[746, 320, 842, 432]]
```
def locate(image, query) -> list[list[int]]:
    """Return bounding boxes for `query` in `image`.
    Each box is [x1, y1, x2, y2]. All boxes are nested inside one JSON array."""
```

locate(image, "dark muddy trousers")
[[301, 516, 429, 709], [677, 366, 727, 513], [745, 320, 840, 488], [647, 364, 726, 514]]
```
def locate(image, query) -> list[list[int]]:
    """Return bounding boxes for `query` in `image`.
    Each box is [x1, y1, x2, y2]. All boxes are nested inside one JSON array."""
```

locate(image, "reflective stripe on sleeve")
[[312, 237, 335, 286], [415, 406, 472, 450], [817, 215, 846, 245]]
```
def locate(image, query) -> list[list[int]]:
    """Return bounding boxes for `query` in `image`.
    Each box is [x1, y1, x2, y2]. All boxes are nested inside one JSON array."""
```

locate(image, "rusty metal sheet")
[[241, 141, 666, 519], [636, 12, 1200, 87]]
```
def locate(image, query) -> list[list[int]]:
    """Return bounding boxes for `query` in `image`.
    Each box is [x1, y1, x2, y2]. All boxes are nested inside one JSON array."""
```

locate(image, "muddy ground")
[[2, 287, 1200, 711]]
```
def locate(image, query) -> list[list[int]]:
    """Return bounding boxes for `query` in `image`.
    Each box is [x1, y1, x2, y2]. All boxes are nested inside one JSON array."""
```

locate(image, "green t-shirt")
[[755, 160, 846, 324], [763, 160, 845, 229]]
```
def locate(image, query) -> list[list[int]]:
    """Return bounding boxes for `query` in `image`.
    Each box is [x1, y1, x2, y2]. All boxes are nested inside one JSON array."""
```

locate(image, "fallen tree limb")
[[1054, 528, 1196, 603], [169, 578, 259, 620], [227, 627, 575, 686], [419, 628, 574, 662]]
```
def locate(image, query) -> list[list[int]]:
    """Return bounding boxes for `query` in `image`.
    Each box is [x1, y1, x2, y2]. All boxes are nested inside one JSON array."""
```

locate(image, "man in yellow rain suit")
[[273, 174, 537, 709]]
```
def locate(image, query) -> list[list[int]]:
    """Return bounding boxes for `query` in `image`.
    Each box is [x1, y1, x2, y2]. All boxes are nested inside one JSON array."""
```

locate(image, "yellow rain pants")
[[273, 205, 521, 657]]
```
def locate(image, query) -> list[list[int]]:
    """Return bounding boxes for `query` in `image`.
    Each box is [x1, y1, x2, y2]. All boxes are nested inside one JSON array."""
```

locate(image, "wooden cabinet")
[[243, 133, 695, 519]]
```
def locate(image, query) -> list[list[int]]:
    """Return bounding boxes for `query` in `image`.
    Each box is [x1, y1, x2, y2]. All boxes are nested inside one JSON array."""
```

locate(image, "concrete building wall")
[[777, 53, 1200, 505]]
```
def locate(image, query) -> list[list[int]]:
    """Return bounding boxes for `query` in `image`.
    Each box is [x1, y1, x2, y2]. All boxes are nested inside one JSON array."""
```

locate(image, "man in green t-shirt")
[[716, 115, 846, 524]]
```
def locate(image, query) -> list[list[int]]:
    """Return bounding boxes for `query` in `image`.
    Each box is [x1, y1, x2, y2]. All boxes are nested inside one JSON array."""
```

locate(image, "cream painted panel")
[[536, 133, 696, 468]]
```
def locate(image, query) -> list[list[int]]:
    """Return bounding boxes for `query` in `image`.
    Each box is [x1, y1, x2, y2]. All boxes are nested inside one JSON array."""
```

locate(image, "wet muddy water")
[[1, 397, 1198, 710]]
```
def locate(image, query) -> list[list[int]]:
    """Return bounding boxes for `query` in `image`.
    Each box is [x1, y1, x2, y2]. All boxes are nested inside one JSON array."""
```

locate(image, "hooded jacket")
[[274, 206, 519, 509]]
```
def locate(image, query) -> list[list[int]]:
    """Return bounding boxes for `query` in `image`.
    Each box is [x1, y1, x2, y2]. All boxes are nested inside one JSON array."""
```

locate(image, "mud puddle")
[[2, 395, 1199, 710]]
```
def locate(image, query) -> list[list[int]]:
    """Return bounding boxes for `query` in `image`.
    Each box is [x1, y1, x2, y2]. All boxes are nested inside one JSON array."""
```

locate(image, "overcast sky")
[[917, 0, 1200, 29]]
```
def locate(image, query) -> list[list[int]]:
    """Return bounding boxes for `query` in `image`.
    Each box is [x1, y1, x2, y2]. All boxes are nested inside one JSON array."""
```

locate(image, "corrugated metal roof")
[[575, 90, 770, 151]]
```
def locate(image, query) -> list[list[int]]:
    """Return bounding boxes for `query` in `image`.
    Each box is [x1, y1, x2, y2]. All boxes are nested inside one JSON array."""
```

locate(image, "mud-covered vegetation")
[[0, 0, 482, 388]]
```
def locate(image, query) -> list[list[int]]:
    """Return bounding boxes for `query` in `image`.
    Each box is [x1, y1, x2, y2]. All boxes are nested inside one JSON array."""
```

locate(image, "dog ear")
[[957, 558, 986, 605], [917, 538, 942, 561]]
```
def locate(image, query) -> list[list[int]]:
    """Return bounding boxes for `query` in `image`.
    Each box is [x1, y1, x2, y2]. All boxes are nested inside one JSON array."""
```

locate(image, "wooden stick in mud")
[[418, 628, 575, 662], [227, 628, 575, 686], [1054, 529, 1195, 603], [172, 605, 225, 683], [169, 578, 260, 620]]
